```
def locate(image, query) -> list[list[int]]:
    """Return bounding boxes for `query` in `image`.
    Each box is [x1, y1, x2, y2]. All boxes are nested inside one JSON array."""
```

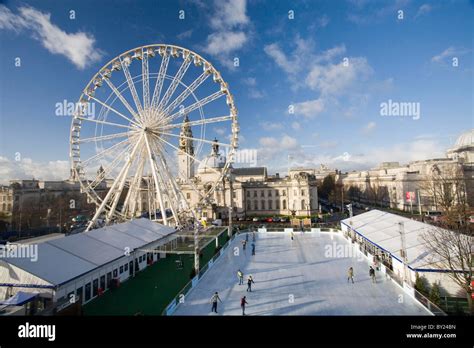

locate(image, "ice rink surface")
[[173, 232, 431, 316]]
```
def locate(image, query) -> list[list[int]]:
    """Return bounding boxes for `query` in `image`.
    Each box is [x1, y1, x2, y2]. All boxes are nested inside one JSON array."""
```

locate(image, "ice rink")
[[173, 231, 431, 316]]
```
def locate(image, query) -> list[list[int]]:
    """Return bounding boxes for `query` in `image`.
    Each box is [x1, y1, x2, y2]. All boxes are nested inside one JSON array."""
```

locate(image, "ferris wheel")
[[69, 44, 239, 230]]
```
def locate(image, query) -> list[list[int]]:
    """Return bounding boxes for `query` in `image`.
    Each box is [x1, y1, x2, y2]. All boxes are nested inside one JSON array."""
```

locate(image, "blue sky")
[[0, 0, 473, 182]]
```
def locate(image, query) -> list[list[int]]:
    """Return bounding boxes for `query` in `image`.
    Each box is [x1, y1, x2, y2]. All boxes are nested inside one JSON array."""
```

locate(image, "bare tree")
[[422, 226, 473, 314]]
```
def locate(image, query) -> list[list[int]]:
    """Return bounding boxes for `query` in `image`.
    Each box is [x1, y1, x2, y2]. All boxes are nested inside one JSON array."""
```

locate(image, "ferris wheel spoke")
[[160, 115, 233, 131], [142, 50, 150, 111], [168, 90, 225, 122], [81, 138, 131, 167], [75, 116, 135, 130], [121, 150, 146, 217], [87, 136, 144, 230], [159, 136, 223, 177], [77, 131, 131, 144], [120, 57, 144, 117], [100, 73, 141, 123], [157, 57, 192, 112], [83, 143, 133, 192], [151, 53, 170, 110], [150, 139, 188, 217], [158, 131, 232, 148], [161, 71, 209, 116], [144, 133, 168, 225]]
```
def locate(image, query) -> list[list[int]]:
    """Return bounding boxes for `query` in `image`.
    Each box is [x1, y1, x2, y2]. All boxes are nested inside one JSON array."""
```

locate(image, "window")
[[100, 275, 105, 290], [301, 190, 305, 196], [261, 200, 266, 210], [247, 201, 251, 210], [276, 190, 279, 196], [301, 199, 306, 210], [253, 200, 258, 210], [119, 266, 124, 274], [276, 200, 280, 209], [232, 192, 236, 199], [106, 272, 112, 288], [268, 190, 272, 197], [92, 279, 99, 297], [283, 200, 287, 210], [282, 190, 286, 196], [124, 263, 128, 272], [268, 200, 273, 210], [261, 190, 265, 197], [253, 191, 257, 197], [113, 269, 118, 278], [186, 192, 191, 199], [85, 283, 91, 302], [139, 256, 142, 262], [246, 191, 250, 197]]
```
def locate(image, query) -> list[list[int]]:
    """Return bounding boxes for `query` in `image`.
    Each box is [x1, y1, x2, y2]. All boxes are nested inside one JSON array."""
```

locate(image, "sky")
[[0, 0, 473, 183]]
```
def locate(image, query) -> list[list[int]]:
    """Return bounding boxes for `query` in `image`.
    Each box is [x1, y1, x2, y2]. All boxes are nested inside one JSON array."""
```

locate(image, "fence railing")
[[413, 289, 447, 316], [162, 231, 236, 316]]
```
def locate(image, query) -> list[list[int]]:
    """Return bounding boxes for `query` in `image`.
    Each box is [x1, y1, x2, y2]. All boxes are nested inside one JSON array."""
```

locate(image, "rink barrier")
[[163, 232, 237, 316]]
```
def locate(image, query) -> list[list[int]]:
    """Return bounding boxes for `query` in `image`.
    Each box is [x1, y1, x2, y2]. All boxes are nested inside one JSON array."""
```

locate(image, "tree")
[[414, 273, 428, 296], [429, 283, 441, 306], [319, 175, 335, 200], [422, 225, 473, 314]]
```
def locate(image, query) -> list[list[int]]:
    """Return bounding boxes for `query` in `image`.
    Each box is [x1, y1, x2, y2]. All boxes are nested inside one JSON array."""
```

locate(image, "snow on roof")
[[340, 210, 451, 270], [0, 219, 176, 286]]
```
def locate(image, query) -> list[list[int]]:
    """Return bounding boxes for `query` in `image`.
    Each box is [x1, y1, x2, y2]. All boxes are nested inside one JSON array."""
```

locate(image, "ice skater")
[[252, 232, 256, 242], [242, 240, 247, 251], [246, 275, 255, 292], [251, 242, 255, 256], [347, 267, 354, 284], [369, 266, 376, 283], [245, 233, 249, 242], [241, 296, 248, 315], [290, 231, 294, 241], [210, 291, 222, 313], [237, 269, 244, 285]]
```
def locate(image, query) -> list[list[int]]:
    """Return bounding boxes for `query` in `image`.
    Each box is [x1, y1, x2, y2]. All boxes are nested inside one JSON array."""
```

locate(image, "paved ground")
[[173, 231, 431, 316]]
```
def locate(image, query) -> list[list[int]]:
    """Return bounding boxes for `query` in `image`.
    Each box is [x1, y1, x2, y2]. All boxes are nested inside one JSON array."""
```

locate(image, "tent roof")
[[1, 219, 176, 286], [0, 291, 38, 306], [341, 210, 453, 270]]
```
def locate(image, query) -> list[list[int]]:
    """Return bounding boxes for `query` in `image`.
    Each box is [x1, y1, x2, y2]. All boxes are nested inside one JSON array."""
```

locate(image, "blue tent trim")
[[0, 291, 37, 306]]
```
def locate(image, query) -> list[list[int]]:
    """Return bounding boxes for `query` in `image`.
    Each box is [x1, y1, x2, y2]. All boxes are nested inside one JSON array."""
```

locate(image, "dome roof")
[[453, 129, 474, 149]]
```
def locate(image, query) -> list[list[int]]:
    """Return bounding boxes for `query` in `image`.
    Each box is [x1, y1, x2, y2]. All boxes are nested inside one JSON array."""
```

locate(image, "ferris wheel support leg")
[[144, 133, 168, 225], [86, 136, 143, 231]]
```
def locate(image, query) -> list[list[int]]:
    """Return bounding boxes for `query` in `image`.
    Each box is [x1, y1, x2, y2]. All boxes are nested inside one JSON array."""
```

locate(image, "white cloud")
[[431, 46, 469, 64], [203, 31, 247, 56], [259, 121, 283, 131], [264, 43, 298, 75], [305, 57, 373, 96], [213, 127, 226, 136], [0, 156, 70, 184], [210, 0, 249, 30], [415, 4, 432, 18], [0, 5, 102, 70], [361, 121, 376, 134], [291, 122, 301, 130], [177, 29, 193, 40], [292, 99, 325, 118], [242, 77, 257, 86], [202, 0, 250, 69]]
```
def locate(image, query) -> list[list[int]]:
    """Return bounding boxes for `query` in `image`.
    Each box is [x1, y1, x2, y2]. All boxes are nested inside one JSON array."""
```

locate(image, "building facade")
[[342, 129, 474, 213]]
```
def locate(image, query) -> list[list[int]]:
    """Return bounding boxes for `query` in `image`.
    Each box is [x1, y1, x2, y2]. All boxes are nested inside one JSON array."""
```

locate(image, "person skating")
[[252, 232, 256, 242], [242, 240, 247, 251], [369, 266, 376, 283], [246, 275, 255, 292], [210, 292, 222, 313], [245, 233, 249, 242], [290, 231, 294, 241], [241, 296, 248, 316], [347, 267, 354, 284], [251, 242, 255, 256], [237, 269, 244, 285]]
